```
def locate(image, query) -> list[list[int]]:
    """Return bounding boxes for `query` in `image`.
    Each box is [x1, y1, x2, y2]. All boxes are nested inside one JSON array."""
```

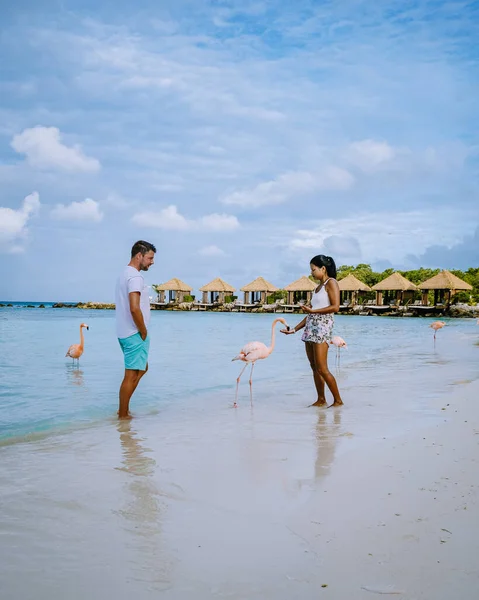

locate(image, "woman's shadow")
[[314, 409, 342, 481]]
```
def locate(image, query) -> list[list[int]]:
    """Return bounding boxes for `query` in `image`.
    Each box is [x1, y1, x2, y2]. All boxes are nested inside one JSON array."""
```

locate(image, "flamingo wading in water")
[[430, 320, 446, 342], [330, 335, 347, 367], [66, 323, 89, 365], [232, 317, 289, 406]]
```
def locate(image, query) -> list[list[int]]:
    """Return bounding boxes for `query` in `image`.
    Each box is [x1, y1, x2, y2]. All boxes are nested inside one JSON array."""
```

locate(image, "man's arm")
[[129, 292, 147, 340]]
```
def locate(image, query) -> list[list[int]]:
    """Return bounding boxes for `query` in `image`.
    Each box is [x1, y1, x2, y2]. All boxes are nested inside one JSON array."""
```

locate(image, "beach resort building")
[[418, 270, 473, 306], [284, 275, 317, 306], [338, 273, 372, 306], [199, 277, 236, 304], [154, 278, 193, 304], [240, 277, 279, 305], [371, 272, 417, 306]]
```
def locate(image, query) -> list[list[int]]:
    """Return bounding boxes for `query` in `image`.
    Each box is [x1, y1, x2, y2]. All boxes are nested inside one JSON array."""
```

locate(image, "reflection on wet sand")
[[116, 421, 173, 591], [314, 409, 342, 481]]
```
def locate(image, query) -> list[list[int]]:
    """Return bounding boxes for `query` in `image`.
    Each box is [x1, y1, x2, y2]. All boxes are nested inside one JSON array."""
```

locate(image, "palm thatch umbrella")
[[371, 272, 417, 306], [284, 275, 317, 305], [418, 269, 472, 306], [240, 276, 279, 304], [154, 278, 193, 303], [199, 277, 236, 304], [338, 273, 371, 306]]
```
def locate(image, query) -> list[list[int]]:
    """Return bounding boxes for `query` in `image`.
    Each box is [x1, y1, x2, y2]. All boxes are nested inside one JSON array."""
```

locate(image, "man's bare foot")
[[328, 401, 344, 408], [310, 400, 328, 407]]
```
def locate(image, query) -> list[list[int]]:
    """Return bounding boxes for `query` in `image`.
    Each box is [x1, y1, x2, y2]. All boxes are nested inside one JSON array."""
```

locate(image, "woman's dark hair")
[[310, 254, 337, 279], [131, 240, 156, 258]]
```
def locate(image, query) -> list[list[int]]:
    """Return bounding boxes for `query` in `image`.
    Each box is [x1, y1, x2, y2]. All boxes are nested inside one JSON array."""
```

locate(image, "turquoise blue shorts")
[[118, 332, 150, 371]]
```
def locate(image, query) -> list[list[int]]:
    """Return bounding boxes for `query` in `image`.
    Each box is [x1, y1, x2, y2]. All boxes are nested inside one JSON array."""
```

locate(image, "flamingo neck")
[[268, 319, 282, 355], [79, 325, 85, 350]]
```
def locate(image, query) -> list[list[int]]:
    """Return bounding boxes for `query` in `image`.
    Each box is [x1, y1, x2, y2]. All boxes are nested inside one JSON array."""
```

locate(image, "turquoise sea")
[[1, 306, 479, 599], [1, 306, 478, 443]]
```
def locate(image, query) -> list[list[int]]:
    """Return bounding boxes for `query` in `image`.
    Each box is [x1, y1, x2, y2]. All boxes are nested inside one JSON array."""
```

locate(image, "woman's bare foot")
[[328, 401, 344, 408], [310, 399, 328, 407], [118, 411, 133, 420]]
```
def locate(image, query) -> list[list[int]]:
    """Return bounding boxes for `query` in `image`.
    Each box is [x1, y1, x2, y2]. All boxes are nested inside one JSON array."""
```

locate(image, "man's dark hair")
[[131, 240, 157, 258]]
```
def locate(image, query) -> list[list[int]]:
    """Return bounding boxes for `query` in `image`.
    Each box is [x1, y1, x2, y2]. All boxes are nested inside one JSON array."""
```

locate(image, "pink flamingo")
[[232, 317, 289, 406], [430, 320, 445, 342], [66, 323, 89, 365], [330, 335, 347, 366]]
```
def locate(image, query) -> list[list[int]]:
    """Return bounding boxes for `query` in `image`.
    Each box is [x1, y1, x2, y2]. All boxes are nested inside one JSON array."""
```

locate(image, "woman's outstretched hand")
[[280, 328, 295, 335]]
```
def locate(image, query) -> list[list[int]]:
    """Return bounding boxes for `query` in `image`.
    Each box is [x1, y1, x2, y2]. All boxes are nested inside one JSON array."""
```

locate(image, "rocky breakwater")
[[447, 304, 479, 318], [52, 302, 115, 309]]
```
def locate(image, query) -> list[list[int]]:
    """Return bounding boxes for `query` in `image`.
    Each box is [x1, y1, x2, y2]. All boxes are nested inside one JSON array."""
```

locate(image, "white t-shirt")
[[115, 266, 151, 339]]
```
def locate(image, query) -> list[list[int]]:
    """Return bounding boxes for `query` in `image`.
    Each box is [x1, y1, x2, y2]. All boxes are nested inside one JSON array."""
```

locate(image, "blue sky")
[[1, 0, 478, 301]]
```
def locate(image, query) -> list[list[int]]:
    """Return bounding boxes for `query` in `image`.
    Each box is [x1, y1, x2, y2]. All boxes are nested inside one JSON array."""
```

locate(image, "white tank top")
[[311, 278, 333, 310]]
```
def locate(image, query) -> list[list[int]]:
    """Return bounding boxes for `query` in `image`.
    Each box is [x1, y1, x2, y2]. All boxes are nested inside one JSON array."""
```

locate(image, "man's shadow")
[[115, 421, 173, 590]]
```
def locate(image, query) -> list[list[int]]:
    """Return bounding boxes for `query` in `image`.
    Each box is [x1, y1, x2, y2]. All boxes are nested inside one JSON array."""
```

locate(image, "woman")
[[281, 255, 344, 407]]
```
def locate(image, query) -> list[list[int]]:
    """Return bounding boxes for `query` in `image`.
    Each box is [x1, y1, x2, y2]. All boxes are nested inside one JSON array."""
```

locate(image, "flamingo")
[[430, 320, 445, 342], [232, 317, 289, 407], [66, 323, 89, 366], [330, 335, 347, 366]]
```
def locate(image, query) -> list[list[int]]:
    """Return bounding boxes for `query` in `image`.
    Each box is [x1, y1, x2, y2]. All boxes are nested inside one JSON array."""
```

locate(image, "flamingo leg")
[[248, 362, 255, 386], [235, 362, 249, 406], [248, 362, 256, 405]]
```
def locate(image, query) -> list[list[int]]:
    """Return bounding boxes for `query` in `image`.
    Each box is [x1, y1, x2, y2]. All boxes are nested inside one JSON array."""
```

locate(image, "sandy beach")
[[1, 377, 478, 599]]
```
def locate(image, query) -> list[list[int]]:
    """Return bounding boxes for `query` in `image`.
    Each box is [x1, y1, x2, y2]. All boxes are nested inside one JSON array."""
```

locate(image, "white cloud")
[[132, 205, 189, 230], [11, 126, 101, 172], [132, 204, 240, 231], [346, 139, 397, 172], [197, 213, 239, 231], [222, 167, 354, 207], [199, 245, 226, 257], [287, 208, 477, 266], [103, 192, 130, 209], [0, 191, 41, 252], [51, 198, 103, 222]]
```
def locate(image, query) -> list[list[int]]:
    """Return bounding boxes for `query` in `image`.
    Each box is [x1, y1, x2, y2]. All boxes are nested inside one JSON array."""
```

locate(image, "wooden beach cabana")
[[240, 276, 278, 305], [199, 277, 235, 304], [338, 273, 371, 306], [153, 278, 192, 304], [284, 275, 317, 307], [418, 270, 472, 306], [371, 272, 417, 306]]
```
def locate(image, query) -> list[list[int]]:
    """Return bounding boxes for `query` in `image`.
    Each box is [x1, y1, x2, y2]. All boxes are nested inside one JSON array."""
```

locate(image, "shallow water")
[[1, 309, 478, 599], [1, 308, 477, 442]]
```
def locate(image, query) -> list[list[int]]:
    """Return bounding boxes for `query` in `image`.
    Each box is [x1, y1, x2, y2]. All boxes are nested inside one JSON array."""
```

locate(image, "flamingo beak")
[[86, 326, 89, 331]]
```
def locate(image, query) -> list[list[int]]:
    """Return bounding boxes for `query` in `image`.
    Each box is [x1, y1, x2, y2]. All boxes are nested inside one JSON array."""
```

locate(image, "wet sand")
[[1, 374, 478, 600]]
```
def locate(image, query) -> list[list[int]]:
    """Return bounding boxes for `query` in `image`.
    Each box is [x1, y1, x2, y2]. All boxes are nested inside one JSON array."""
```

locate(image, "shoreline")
[[1, 301, 478, 317]]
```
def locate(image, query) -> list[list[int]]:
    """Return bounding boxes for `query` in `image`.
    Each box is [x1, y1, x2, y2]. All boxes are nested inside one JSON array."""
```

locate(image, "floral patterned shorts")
[[301, 314, 334, 344]]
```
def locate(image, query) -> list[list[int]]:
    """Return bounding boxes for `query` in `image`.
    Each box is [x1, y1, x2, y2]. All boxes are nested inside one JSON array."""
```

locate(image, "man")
[[115, 240, 156, 419]]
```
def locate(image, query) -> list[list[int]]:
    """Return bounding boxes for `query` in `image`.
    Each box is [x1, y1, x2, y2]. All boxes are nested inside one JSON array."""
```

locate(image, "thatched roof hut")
[[418, 270, 472, 291], [284, 275, 317, 305], [199, 277, 235, 304], [240, 276, 278, 304], [371, 272, 417, 306], [338, 274, 371, 306], [154, 278, 192, 303], [338, 274, 371, 292], [418, 270, 472, 306]]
